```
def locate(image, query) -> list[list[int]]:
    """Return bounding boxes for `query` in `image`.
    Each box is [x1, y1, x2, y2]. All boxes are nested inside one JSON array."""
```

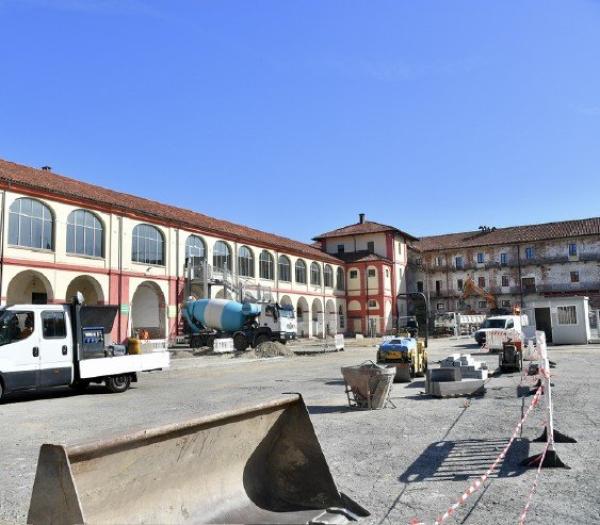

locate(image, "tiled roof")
[[0, 159, 341, 264], [335, 250, 393, 264], [313, 220, 418, 241], [416, 218, 600, 252]]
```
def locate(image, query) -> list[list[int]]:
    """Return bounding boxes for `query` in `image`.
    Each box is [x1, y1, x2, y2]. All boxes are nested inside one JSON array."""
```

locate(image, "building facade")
[[1, 158, 598, 341], [0, 160, 345, 343], [313, 214, 417, 336], [410, 222, 600, 315]]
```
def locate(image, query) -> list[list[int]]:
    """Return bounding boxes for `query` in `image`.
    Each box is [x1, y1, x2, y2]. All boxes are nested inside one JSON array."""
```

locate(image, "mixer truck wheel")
[[254, 334, 270, 347], [207, 335, 215, 349], [234, 333, 249, 352]]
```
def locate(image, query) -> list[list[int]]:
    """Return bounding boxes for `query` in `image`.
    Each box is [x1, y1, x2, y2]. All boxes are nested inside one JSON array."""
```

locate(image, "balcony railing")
[[535, 282, 600, 293]]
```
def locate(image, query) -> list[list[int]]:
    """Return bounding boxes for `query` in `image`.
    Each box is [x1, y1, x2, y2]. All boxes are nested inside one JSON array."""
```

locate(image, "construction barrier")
[[213, 337, 234, 353], [484, 328, 521, 351], [432, 387, 542, 525], [335, 333, 345, 350], [412, 333, 574, 525]]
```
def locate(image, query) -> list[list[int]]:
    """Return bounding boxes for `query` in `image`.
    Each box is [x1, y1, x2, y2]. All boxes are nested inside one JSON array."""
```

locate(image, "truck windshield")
[[0, 310, 35, 346], [482, 319, 507, 329], [278, 308, 295, 319]]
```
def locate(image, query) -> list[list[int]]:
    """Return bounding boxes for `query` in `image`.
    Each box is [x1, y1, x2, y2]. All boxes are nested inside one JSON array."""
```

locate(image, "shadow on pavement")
[[0, 385, 112, 404], [402, 380, 426, 389], [307, 405, 356, 414], [399, 438, 530, 483]]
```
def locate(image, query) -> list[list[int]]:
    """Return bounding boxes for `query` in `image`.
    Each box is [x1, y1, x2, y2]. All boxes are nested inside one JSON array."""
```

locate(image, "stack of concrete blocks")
[[426, 353, 487, 398], [439, 353, 488, 380]]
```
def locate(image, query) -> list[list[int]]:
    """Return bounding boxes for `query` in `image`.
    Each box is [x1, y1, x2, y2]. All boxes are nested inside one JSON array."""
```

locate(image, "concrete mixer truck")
[[182, 298, 297, 351]]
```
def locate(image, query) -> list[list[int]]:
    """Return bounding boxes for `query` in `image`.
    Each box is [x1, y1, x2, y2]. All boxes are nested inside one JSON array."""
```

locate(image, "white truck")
[[0, 296, 169, 401], [473, 314, 528, 349]]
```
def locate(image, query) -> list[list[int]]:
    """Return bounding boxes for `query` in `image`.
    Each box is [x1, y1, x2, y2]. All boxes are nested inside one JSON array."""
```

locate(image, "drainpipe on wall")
[[276, 250, 280, 304], [518, 245, 524, 308], [0, 190, 5, 305], [118, 216, 123, 340], [322, 261, 326, 337], [175, 228, 180, 341], [365, 263, 369, 337]]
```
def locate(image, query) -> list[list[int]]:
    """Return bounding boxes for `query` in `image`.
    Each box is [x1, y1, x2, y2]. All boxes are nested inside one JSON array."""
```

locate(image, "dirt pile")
[[247, 341, 295, 358]]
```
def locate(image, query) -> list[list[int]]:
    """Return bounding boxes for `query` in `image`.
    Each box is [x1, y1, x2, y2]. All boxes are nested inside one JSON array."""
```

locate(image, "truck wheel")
[[233, 333, 249, 352], [254, 334, 269, 347], [105, 375, 131, 393], [191, 335, 202, 349], [0, 381, 3, 403], [207, 335, 215, 349]]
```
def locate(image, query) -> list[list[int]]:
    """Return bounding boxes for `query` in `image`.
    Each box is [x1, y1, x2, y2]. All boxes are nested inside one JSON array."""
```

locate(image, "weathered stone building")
[[409, 220, 600, 314]]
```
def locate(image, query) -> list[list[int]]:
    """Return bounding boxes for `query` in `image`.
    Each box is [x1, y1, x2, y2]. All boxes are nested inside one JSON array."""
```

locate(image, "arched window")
[[336, 268, 345, 290], [8, 198, 54, 250], [185, 235, 205, 260], [324, 265, 333, 287], [213, 241, 231, 271], [132, 224, 164, 265], [310, 262, 321, 286], [295, 260, 307, 284], [259, 250, 274, 280], [66, 209, 103, 257], [278, 255, 291, 282], [238, 246, 254, 277]]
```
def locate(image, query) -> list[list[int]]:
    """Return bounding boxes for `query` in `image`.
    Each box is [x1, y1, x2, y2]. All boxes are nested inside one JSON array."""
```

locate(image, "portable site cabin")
[[523, 296, 591, 345]]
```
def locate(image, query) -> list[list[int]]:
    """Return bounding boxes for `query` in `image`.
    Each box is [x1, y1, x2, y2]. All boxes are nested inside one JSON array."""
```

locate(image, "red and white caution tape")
[[431, 386, 543, 525], [518, 441, 550, 524]]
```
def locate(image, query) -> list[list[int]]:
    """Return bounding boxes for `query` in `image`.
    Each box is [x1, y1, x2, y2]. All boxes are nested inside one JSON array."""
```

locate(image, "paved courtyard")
[[1, 338, 599, 524]]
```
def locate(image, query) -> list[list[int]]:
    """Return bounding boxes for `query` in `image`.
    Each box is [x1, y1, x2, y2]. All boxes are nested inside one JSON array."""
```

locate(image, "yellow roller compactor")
[[28, 394, 369, 525], [376, 336, 428, 382]]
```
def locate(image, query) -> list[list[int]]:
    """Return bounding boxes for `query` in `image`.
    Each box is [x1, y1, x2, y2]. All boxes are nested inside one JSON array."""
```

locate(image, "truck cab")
[[258, 303, 297, 343], [0, 300, 169, 401], [0, 305, 75, 394]]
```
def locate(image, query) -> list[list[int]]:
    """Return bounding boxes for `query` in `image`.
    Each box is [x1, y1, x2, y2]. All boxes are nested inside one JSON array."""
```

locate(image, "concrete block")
[[426, 378, 486, 398], [427, 368, 461, 382]]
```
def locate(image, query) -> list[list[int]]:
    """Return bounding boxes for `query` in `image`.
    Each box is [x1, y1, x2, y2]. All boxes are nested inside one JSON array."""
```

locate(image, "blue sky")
[[1, 1, 600, 243]]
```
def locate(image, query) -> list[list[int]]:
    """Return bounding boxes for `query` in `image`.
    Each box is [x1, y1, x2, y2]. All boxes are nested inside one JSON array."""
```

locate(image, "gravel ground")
[[0, 338, 599, 525]]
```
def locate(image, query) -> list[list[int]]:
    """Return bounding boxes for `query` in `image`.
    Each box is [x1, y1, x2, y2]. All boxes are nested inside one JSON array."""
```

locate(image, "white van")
[[0, 299, 169, 401], [473, 315, 528, 346]]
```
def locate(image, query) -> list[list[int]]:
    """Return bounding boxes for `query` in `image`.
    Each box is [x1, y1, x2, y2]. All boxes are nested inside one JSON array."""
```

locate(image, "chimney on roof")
[[41, 166, 51, 171], [359, 213, 365, 224]]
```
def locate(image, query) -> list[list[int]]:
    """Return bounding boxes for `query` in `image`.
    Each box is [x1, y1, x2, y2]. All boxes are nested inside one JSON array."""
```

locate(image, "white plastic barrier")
[[334, 334, 344, 350], [213, 338, 234, 353], [485, 328, 521, 351]]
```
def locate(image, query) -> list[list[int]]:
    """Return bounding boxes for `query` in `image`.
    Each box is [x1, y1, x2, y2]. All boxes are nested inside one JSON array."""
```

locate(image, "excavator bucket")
[[27, 394, 369, 525]]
